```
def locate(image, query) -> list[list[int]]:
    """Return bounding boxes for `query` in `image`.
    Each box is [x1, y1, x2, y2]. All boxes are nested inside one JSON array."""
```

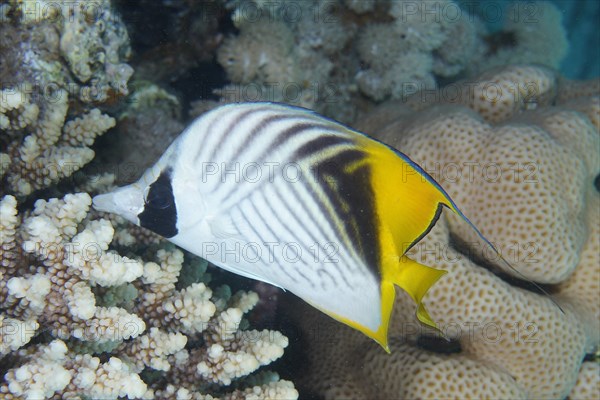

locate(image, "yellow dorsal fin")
[[357, 135, 452, 256]]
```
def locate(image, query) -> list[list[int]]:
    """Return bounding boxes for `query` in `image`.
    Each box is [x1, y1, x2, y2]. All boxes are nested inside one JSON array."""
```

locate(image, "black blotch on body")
[[138, 168, 178, 238], [310, 148, 381, 278]]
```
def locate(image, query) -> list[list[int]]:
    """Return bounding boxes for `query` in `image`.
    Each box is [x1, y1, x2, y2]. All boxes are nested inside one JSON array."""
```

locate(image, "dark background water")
[[468, 0, 600, 79], [552, 0, 600, 78]]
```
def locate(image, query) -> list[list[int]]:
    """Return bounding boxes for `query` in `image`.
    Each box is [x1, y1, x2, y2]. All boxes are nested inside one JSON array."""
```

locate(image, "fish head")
[[93, 147, 187, 238], [93, 167, 178, 238]]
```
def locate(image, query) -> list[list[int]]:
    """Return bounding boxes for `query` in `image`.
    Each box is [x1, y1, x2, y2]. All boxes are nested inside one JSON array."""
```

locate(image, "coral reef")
[[216, 0, 356, 121], [292, 65, 599, 399], [1, 0, 594, 397], [211, 0, 568, 121], [0, 0, 134, 196], [0, 192, 296, 398], [1, 1, 297, 397], [568, 361, 600, 400], [0, 87, 115, 196], [355, 0, 483, 100], [1, 0, 133, 103]]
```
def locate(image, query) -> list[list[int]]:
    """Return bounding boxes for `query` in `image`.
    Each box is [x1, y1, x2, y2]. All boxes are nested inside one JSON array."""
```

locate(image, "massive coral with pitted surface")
[[292, 65, 599, 399]]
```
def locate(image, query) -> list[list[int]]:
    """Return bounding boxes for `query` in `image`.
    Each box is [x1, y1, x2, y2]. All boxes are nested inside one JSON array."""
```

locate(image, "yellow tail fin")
[[392, 256, 448, 329]]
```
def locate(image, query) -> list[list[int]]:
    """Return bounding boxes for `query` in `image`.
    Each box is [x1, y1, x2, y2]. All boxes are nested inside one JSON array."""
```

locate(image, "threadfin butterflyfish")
[[92, 102, 497, 352]]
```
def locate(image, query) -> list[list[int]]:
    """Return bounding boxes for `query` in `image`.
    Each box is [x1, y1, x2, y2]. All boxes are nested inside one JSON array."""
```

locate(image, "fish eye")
[[145, 183, 172, 209]]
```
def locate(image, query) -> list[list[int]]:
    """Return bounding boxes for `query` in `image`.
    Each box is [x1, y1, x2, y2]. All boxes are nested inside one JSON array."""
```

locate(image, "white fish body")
[[94, 102, 458, 350]]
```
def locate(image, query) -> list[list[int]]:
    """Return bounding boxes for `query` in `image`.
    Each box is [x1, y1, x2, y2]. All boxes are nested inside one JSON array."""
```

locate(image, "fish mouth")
[[92, 184, 145, 225]]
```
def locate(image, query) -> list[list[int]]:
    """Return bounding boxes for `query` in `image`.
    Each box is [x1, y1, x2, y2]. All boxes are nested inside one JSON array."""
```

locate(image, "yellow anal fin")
[[304, 284, 394, 354], [392, 256, 447, 329]]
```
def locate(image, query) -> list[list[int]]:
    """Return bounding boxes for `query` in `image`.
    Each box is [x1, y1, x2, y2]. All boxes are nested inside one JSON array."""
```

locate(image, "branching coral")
[[0, 193, 145, 345], [0, 0, 133, 197], [1, 88, 115, 196], [214, 0, 357, 121], [294, 65, 599, 399], [0, 192, 297, 398], [4, 339, 149, 399], [356, 0, 483, 100]]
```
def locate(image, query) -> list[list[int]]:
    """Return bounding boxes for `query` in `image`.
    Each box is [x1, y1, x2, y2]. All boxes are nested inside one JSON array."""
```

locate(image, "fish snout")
[[92, 184, 145, 225]]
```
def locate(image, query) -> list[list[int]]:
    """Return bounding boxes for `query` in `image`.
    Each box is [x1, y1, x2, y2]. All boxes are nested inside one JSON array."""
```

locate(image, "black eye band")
[[138, 168, 178, 238], [146, 183, 173, 209]]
